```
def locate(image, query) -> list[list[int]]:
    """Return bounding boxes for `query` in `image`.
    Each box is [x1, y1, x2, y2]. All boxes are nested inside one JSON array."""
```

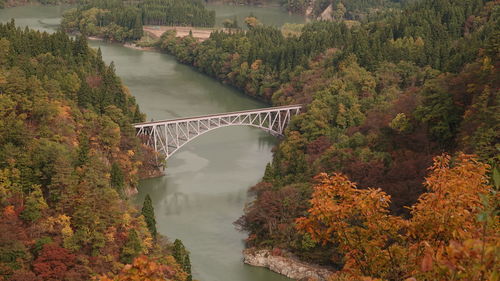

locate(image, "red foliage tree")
[[33, 243, 87, 281], [236, 186, 307, 245]]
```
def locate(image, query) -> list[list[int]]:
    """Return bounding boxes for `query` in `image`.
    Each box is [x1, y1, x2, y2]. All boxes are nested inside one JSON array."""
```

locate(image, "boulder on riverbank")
[[243, 248, 334, 280]]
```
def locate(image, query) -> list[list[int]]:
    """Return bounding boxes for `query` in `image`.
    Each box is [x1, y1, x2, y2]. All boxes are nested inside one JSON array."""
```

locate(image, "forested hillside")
[[0, 21, 191, 280], [157, 0, 499, 279], [212, 0, 404, 19], [288, 0, 403, 19], [61, 0, 215, 42]]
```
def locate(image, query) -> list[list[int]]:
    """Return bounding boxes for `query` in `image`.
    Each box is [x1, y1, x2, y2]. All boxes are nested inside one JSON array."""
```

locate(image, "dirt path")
[[143, 26, 220, 42]]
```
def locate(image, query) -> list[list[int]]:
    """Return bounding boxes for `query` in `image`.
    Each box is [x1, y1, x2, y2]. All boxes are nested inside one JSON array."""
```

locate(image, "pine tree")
[[76, 135, 90, 166], [20, 185, 48, 223], [133, 105, 144, 123], [173, 239, 192, 281], [96, 48, 105, 74], [141, 194, 157, 238], [132, 13, 143, 40], [77, 80, 93, 109], [184, 254, 192, 281], [73, 35, 88, 57], [263, 163, 274, 182], [120, 229, 142, 264], [110, 163, 125, 198]]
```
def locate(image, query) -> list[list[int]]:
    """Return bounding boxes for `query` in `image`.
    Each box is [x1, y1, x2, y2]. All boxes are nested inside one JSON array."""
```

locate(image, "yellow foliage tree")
[[409, 154, 498, 280], [296, 153, 498, 280], [98, 255, 188, 281], [409, 154, 492, 244], [296, 173, 408, 279]]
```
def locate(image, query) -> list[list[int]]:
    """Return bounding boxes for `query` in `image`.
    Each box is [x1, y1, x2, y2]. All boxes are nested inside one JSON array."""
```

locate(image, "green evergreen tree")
[[141, 194, 157, 238], [20, 185, 48, 223], [120, 229, 142, 264], [32, 237, 53, 257], [96, 48, 106, 74], [263, 163, 274, 182], [77, 80, 93, 109], [132, 13, 143, 40], [173, 239, 192, 281], [184, 254, 192, 281], [73, 35, 89, 57], [110, 162, 125, 197], [76, 135, 90, 166], [133, 105, 144, 123]]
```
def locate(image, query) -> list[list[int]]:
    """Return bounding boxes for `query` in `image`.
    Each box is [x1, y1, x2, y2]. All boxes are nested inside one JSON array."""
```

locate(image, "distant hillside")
[[61, 0, 215, 42], [207, 0, 406, 19]]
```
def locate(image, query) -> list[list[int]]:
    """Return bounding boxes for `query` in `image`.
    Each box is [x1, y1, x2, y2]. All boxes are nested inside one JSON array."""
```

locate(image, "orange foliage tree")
[[98, 255, 188, 281], [296, 173, 409, 280], [409, 154, 499, 280], [296, 153, 498, 280]]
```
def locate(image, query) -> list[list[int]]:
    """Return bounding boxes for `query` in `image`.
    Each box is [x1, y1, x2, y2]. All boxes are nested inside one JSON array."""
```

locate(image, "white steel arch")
[[134, 105, 302, 160]]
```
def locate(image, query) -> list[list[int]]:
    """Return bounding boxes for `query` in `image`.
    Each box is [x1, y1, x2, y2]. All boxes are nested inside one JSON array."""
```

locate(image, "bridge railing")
[[133, 104, 302, 128], [134, 105, 302, 160]]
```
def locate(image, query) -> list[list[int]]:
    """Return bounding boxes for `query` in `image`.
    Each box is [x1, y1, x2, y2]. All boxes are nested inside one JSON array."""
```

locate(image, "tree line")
[[61, 0, 215, 41]]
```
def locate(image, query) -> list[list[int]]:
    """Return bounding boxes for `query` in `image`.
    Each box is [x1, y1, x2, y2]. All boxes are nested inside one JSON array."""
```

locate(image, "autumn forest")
[[0, 0, 499, 280]]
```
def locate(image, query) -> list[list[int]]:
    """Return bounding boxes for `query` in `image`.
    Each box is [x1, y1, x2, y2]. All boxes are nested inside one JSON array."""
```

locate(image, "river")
[[0, 5, 304, 281]]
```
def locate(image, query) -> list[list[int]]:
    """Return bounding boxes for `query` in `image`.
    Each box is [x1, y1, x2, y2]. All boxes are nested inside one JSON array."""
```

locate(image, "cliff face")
[[243, 248, 334, 280]]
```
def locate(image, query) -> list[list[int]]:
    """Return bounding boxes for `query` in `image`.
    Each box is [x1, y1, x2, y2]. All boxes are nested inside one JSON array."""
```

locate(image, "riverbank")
[[123, 42, 157, 51], [86, 25, 217, 51], [243, 248, 334, 280]]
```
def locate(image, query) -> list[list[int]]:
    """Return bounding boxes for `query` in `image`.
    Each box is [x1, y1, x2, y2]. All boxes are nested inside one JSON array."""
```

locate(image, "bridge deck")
[[133, 104, 302, 128]]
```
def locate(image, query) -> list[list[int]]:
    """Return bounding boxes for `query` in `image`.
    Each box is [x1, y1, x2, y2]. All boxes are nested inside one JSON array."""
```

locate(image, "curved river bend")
[[0, 5, 304, 281]]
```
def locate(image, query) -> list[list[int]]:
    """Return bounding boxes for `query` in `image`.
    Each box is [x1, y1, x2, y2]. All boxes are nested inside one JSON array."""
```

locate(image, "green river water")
[[0, 5, 305, 281]]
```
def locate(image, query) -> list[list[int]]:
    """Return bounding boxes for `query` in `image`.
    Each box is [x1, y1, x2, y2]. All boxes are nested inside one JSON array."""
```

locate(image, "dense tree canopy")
[[0, 21, 189, 280], [61, 0, 215, 41], [297, 154, 498, 280], [1, 0, 497, 279], [157, 0, 499, 276]]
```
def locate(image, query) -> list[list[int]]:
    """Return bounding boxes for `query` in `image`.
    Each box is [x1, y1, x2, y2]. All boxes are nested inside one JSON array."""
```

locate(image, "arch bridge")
[[134, 105, 302, 160]]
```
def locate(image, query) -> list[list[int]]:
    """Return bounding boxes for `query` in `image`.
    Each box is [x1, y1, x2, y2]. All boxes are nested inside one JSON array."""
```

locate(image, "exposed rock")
[[125, 186, 138, 196], [318, 4, 334, 21], [243, 248, 334, 281]]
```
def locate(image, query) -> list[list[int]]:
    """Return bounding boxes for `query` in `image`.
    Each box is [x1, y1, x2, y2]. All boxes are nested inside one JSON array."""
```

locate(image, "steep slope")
[[0, 22, 189, 280], [155, 0, 498, 278]]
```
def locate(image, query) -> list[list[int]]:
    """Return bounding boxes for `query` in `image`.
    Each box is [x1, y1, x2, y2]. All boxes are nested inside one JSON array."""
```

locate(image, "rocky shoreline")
[[87, 36, 157, 52], [243, 248, 334, 280], [123, 42, 157, 52]]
